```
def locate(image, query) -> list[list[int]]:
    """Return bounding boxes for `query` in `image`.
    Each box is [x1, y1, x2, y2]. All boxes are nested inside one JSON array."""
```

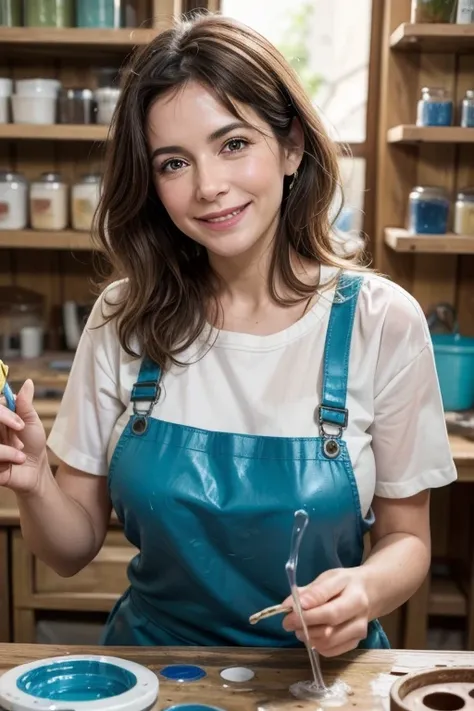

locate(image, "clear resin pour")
[[285, 510, 350, 706]]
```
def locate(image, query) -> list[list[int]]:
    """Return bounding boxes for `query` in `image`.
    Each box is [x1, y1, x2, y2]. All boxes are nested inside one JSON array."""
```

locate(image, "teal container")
[[76, 0, 122, 28], [432, 333, 474, 411]]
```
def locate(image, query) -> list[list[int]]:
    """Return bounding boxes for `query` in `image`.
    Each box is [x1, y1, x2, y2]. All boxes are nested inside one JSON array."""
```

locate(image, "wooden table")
[[0, 645, 473, 710]]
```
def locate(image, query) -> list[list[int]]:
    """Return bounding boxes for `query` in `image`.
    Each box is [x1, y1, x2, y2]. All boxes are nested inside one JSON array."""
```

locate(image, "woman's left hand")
[[281, 568, 370, 657]]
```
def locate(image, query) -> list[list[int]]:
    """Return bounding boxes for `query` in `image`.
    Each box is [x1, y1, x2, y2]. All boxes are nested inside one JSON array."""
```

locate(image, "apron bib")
[[101, 273, 389, 649]]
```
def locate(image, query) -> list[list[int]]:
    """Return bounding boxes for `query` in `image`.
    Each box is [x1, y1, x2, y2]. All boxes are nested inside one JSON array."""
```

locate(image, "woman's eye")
[[161, 159, 187, 173], [225, 138, 248, 152]]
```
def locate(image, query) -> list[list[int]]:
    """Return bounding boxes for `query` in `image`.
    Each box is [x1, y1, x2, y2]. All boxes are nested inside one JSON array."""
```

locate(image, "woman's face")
[[147, 80, 302, 261]]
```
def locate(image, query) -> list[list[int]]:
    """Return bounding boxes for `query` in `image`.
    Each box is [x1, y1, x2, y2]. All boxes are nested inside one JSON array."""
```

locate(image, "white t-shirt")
[[47, 266, 457, 516]]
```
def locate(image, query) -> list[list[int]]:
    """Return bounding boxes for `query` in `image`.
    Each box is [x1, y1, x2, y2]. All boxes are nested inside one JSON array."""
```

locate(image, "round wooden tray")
[[391, 667, 474, 711]]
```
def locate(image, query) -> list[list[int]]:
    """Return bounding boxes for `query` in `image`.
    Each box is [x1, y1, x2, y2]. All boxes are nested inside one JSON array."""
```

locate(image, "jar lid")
[[35, 172, 64, 184], [411, 185, 449, 197], [457, 187, 474, 201], [77, 173, 102, 184], [94, 87, 121, 99], [0, 171, 27, 184], [465, 89, 474, 99], [421, 86, 450, 98], [59, 88, 94, 100]]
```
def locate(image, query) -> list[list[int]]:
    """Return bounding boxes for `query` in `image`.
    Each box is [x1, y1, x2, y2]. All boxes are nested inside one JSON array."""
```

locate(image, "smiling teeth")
[[206, 207, 244, 223]]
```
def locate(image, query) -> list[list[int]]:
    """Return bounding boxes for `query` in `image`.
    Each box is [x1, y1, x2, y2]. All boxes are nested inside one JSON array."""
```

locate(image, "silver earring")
[[289, 169, 298, 191]]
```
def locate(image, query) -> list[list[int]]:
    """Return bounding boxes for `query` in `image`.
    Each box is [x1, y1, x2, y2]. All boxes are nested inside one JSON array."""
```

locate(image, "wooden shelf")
[[385, 228, 474, 254], [0, 230, 95, 250], [388, 125, 474, 144], [429, 577, 467, 617], [0, 26, 164, 55], [0, 124, 109, 141], [390, 23, 474, 53]]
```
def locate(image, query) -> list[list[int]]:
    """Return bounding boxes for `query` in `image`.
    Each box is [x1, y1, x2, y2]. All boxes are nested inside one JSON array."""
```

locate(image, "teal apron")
[[101, 273, 389, 648]]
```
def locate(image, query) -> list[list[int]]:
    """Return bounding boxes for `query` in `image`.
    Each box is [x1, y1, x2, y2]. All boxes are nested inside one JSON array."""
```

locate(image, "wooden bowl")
[[391, 667, 474, 711]]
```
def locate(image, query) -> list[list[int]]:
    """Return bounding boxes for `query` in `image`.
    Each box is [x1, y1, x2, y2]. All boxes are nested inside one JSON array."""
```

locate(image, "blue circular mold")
[[165, 706, 225, 711], [160, 665, 207, 682], [16, 659, 137, 701]]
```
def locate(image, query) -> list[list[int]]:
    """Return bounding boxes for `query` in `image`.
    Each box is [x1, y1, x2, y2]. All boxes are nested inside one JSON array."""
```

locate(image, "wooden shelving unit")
[[0, 26, 160, 53], [0, 124, 109, 141], [388, 125, 474, 143], [0, 230, 95, 250], [385, 228, 474, 254], [376, 0, 474, 651], [390, 22, 474, 52]]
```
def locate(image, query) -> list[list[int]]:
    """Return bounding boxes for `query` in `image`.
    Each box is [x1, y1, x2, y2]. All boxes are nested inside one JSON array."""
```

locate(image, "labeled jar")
[[30, 172, 68, 231], [408, 186, 450, 235], [24, 0, 73, 27], [461, 90, 474, 128], [0, 172, 28, 230], [77, 0, 122, 28], [72, 174, 102, 231], [417, 87, 453, 126], [59, 88, 95, 124], [411, 0, 457, 22], [0, 0, 22, 26], [454, 189, 474, 235]]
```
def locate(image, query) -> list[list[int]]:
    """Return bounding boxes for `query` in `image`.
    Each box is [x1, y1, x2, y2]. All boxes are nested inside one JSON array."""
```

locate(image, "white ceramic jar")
[[94, 87, 120, 124], [0, 171, 28, 230], [0, 78, 12, 123], [71, 173, 102, 231], [30, 172, 68, 231]]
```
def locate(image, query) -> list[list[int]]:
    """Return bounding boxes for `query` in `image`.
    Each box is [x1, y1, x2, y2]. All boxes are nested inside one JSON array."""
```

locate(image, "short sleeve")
[[47, 283, 126, 476], [370, 341, 457, 499]]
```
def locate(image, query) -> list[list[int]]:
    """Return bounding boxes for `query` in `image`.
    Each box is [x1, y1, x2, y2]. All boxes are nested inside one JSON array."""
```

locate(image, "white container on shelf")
[[94, 87, 120, 124], [11, 94, 57, 124], [15, 78, 60, 97], [71, 173, 102, 231], [30, 172, 68, 231], [0, 172, 28, 230], [0, 78, 12, 123]]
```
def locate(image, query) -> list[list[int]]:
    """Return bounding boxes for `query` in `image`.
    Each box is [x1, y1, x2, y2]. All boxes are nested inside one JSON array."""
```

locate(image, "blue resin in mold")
[[160, 665, 207, 682], [16, 659, 137, 701]]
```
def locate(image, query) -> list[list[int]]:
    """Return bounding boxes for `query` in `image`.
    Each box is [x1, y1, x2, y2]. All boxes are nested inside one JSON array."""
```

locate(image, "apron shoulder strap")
[[131, 356, 162, 404], [318, 271, 364, 434]]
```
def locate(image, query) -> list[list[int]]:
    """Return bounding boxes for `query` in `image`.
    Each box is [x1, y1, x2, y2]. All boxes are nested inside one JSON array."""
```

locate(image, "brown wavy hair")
[[95, 12, 367, 371]]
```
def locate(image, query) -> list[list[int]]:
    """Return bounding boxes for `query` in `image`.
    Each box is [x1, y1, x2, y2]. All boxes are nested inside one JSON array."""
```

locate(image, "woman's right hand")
[[0, 379, 48, 494]]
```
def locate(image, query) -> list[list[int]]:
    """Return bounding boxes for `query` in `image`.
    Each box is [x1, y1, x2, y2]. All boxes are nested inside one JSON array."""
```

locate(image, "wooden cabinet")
[[12, 529, 136, 643]]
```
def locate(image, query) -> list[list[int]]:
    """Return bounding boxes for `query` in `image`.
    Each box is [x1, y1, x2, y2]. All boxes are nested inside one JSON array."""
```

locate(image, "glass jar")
[[72, 174, 102, 231], [461, 90, 474, 128], [76, 0, 122, 28], [0, 286, 44, 360], [58, 88, 95, 124], [411, 0, 457, 22], [408, 186, 450, 235], [0, 172, 28, 230], [454, 188, 474, 235], [24, 0, 73, 28], [30, 172, 68, 231], [0, 0, 21, 26], [456, 0, 474, 22], [93, 87, 121, 124], [417, 87, 453, 127]]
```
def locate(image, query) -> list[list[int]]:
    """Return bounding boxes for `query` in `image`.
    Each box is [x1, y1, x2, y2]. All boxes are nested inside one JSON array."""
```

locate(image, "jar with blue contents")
[[416, 87, 453, 127], [461, 90, 474, 128], [76, 0, 122, 29], [408, 186, 450, 235]]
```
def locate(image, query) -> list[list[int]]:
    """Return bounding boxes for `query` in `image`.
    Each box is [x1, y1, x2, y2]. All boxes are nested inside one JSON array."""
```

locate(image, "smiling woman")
[[0, 12, 457, 656]]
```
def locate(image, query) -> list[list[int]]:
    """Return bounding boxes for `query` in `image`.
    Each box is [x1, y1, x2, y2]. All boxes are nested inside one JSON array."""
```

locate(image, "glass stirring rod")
[[285, 509, 327, 694]]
